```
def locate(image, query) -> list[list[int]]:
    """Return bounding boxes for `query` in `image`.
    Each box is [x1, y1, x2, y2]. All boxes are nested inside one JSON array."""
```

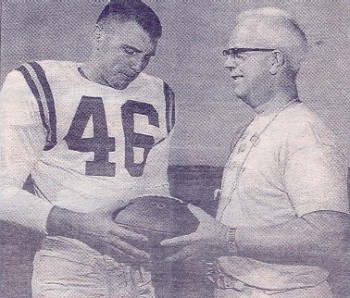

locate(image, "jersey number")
[[64, 96, 159, 177]]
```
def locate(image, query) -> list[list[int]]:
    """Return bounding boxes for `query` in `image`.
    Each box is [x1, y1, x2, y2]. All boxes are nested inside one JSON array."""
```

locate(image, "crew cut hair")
[[97, 0, 162, 40], [237, 7, 308, 75]]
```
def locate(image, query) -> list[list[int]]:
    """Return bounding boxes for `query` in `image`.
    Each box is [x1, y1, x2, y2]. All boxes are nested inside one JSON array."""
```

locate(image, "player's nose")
[[130, 56, 148, 73]]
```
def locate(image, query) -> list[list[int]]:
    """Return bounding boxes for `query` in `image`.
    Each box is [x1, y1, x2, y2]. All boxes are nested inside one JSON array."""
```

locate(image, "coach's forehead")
[[228, 16, 282, 49]]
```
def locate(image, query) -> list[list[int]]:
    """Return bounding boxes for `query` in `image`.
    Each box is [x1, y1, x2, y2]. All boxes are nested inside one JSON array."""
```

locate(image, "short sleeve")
[[285, 143, 349, 216]]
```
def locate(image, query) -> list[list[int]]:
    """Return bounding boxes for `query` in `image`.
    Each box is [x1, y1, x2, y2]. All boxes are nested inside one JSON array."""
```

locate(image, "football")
[[112, 195, 199, 246], [113, 196, 201, 295]]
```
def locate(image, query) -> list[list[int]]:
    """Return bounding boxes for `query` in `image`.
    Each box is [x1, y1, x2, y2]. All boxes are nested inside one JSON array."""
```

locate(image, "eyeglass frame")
[[223, 47, 276, 59]]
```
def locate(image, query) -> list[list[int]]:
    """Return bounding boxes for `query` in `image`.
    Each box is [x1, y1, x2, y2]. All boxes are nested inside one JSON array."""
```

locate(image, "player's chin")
[[110, 81, 129, 90], [108, 77, 134, 90]]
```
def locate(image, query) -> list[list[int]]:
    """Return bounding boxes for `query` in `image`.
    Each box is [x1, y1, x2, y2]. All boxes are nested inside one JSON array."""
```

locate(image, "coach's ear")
[[269, 49, 285, 75]]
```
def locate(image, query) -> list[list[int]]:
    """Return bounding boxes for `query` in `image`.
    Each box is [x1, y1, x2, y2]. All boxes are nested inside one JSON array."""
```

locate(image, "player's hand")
[[160, 204, 228, 262], [47, 200, 150, 265]]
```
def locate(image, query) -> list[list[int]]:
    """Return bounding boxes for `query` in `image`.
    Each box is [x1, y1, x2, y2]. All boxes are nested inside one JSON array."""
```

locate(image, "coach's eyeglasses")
[[223, 48, 276, 62]]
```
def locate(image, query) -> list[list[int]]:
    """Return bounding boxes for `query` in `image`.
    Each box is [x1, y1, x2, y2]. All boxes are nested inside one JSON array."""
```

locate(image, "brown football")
[[112, 195, 199, 245]]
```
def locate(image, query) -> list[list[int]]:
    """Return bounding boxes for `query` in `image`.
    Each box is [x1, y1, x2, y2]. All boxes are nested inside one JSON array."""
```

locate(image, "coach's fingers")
[[164, 247, 194, 262]]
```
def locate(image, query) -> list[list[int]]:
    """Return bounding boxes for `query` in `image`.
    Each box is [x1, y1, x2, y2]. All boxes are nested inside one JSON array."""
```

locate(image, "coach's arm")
[[161, 205, 349, 269]]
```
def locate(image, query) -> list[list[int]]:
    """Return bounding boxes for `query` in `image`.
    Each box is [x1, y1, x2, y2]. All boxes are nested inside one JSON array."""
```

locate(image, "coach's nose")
[[224, 56, 238, 71]]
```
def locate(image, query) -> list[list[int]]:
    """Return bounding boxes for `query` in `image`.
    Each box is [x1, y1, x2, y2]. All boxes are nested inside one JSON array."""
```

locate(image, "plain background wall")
[[1, 0, 350, 166]]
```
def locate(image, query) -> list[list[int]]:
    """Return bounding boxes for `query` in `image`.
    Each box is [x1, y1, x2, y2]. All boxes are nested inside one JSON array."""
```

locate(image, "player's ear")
[[93, 24, 103, 50], [269, 50, 284, 75]]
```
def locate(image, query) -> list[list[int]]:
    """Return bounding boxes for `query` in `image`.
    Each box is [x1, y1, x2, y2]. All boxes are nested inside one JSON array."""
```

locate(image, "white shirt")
[[217, 101, 349, 290], [0, 60, 175, 233]]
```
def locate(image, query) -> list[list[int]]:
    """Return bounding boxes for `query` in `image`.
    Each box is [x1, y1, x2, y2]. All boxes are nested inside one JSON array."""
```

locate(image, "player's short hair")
[[237, 7, 308, 75], [97, 0, 162, 40]]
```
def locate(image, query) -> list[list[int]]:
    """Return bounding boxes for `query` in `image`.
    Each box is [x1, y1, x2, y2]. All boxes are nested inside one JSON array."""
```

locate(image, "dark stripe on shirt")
[[15, 65, 50, 138], [164, 82, 175, 134], [28, 62, 57, 150]]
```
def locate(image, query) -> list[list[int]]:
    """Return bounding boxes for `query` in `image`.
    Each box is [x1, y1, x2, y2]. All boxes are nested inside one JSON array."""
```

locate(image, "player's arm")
[[0, 69, 150, 263], [0, 70, 53, 232], [46, 203, 150, 263], [162, 145, 350, 268]]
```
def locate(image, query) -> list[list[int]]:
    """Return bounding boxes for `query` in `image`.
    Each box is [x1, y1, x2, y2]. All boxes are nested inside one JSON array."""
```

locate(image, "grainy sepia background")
[[1, 0, 350, 297]]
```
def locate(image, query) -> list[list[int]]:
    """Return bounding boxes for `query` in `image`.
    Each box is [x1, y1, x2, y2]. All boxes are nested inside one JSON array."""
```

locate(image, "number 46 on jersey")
[[64, 96, 170, 178]]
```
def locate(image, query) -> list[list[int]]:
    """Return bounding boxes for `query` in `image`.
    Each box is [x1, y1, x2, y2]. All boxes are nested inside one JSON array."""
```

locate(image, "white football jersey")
[[0, 60, 175, 232]]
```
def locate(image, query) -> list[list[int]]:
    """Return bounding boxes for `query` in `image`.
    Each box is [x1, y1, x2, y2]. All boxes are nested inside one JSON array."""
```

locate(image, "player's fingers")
[[111, 225, 148, 243], [161, 234, 195, 247], [102, 244, 138, 263], [88, 239, 134, 261], [110, 237, 150, 260]]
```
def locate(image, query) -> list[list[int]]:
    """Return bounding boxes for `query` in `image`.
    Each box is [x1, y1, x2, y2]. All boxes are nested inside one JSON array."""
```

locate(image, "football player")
[[0, 1, 175, 297]]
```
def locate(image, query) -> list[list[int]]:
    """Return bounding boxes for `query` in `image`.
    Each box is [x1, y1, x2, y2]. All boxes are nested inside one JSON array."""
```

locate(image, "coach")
[[162, 7, 349, 297]]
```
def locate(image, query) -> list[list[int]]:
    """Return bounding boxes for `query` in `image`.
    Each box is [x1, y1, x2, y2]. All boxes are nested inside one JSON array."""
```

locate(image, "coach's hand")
[[46, 201, 150, 264], [161, 204, 229, 262]]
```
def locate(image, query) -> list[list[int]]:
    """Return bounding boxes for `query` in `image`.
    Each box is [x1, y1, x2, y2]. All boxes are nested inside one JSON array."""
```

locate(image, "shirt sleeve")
[[0, 70, 53, 233], [285, 125, 349, 216]]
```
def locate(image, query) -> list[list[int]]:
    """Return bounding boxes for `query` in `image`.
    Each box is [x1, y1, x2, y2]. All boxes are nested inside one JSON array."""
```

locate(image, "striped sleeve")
[[0, 68, 54, 233], [163, 82, 175, 134], [15, 62, 57, 150]]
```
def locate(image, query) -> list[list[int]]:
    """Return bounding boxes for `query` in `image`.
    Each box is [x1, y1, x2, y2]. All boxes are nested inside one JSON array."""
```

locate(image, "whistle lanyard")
[[217, 99, 299, 221]]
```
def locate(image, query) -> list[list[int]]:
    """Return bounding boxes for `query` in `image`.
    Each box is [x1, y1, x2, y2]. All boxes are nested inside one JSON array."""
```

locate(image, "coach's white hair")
[[236, 7, 308, 74]]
